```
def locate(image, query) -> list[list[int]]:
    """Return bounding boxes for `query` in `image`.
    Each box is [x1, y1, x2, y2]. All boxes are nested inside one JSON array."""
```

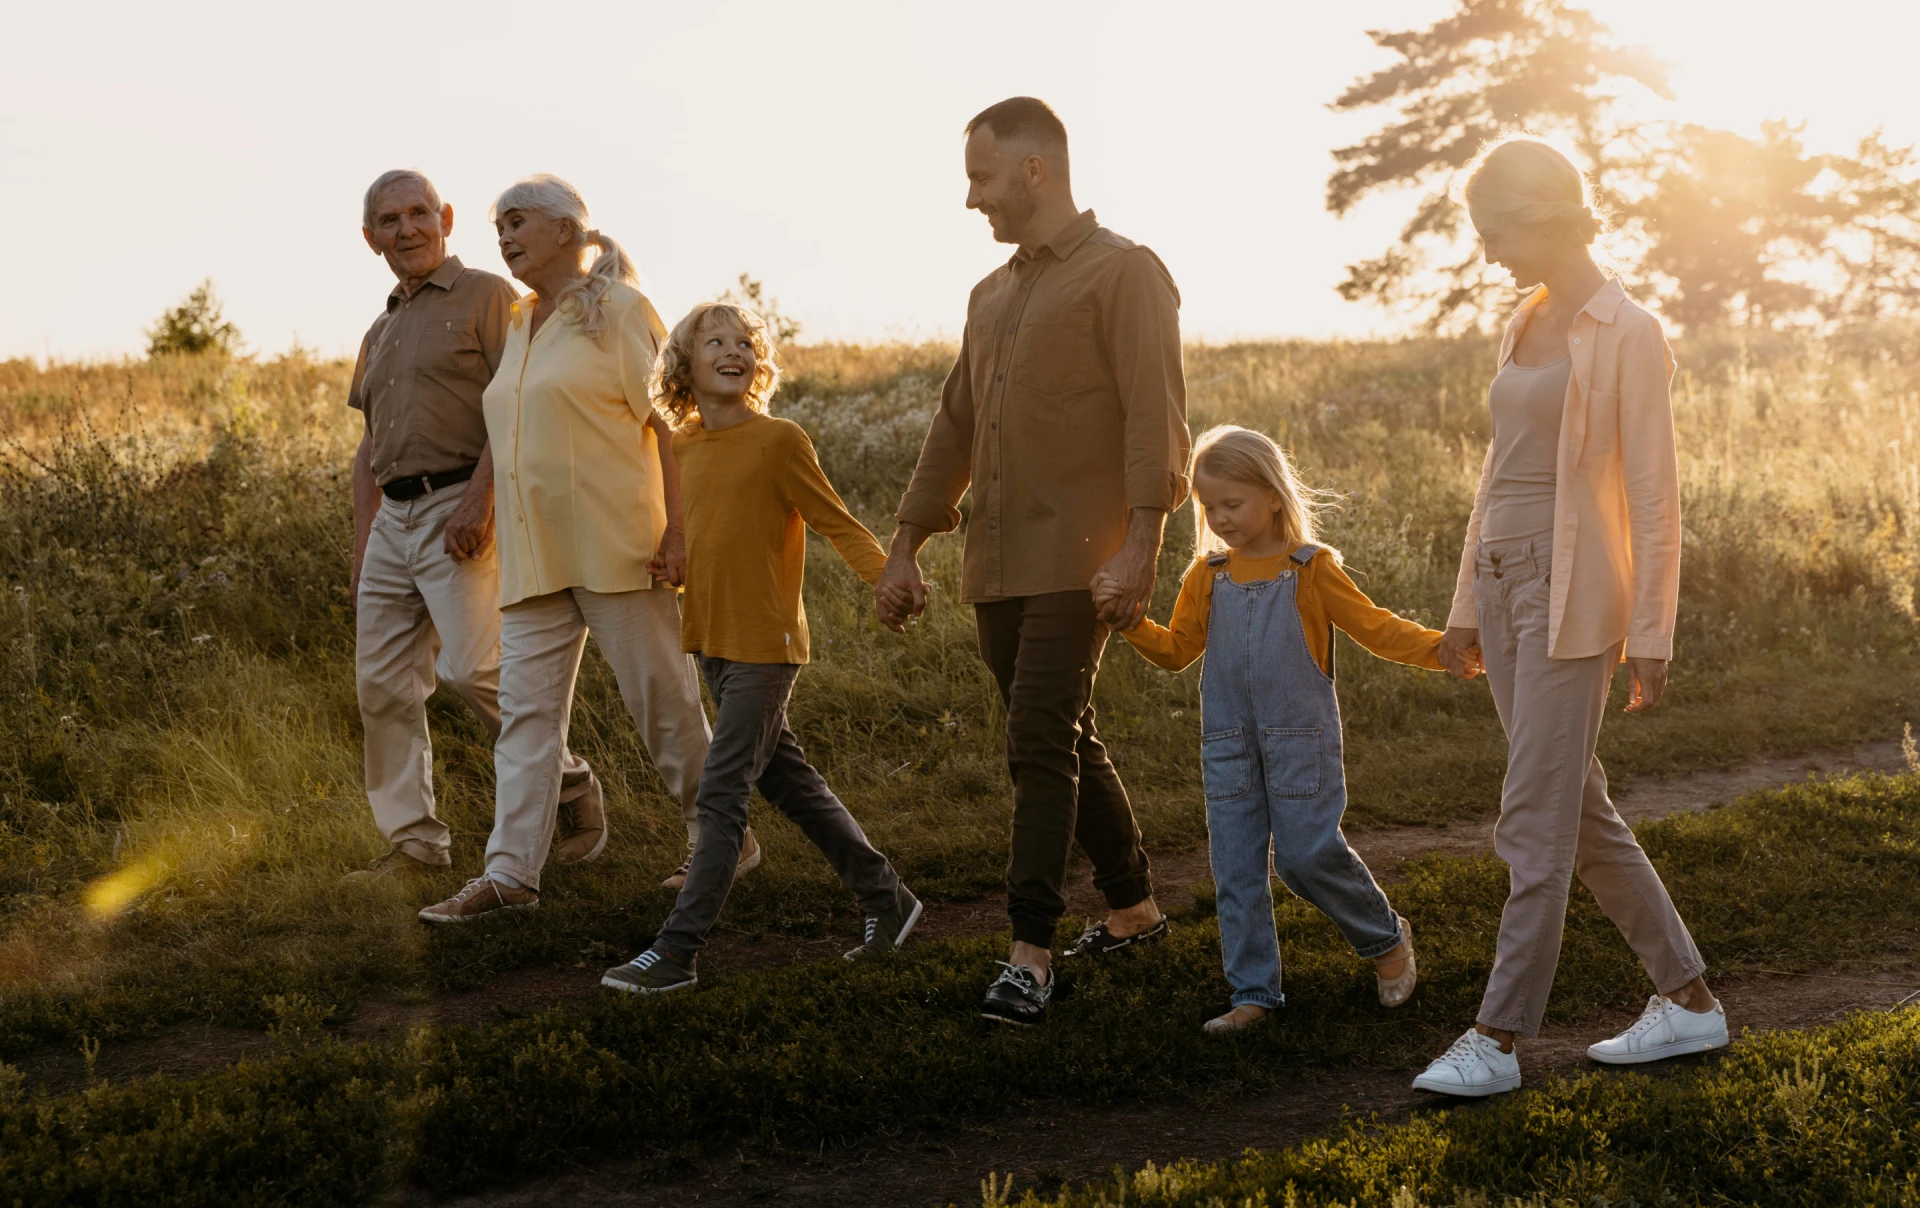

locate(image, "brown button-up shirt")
[[897, 210, 1191, 602], [347, 255, 516, 486]]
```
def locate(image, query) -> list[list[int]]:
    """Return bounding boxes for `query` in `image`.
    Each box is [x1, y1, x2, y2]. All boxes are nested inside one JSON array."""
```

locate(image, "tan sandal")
[[1375, 915, 1418, 1008], [1203, 1003, 1272, 1035]]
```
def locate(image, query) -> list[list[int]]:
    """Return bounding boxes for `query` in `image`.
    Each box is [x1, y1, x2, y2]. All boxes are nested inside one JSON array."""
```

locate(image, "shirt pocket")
[[1577, 388, 1620, 465], [1261, 727, 1323, 799], [1016, 311, 1097, 396], [420, 318, 484, 375], [1201, 727, 1251, 801]]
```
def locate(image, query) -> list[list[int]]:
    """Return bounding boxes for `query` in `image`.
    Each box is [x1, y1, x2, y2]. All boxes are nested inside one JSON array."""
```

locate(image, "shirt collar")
[[1511, 276, 1627, 325], [1014, 209, 1100, 266], [387, 255, 465, 309]]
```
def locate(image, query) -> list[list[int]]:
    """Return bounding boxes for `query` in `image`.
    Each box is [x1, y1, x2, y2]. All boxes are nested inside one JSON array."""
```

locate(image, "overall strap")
[[1206, 551, 1230, 569], [1288, 543, 1335, 679]]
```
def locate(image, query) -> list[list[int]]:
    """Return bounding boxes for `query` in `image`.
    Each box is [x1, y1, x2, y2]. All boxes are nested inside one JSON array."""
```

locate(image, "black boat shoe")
[[980, 961, 1053, 1026], [1062, 916, 1170, 958]]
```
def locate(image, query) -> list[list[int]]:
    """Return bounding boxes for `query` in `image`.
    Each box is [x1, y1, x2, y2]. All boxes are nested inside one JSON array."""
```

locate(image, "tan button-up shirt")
[[482, 281, 671, 609], [347, 256, 516, 485], [897, 210, 1192, 602]]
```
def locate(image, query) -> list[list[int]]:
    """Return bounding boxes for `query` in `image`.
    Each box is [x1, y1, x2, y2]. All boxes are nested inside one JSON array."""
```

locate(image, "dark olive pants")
[[975, 590, 1154, 948]]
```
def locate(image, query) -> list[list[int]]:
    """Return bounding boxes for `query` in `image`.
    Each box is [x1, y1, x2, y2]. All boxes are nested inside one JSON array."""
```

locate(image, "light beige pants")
[[487, 585, 709, 889], [354, 487, 593, 863], [1474, 536, 1705, 1036]]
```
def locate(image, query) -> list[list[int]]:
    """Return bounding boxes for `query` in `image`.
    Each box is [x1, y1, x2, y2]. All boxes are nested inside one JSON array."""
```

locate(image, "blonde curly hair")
[[651, 302, 782, 430]]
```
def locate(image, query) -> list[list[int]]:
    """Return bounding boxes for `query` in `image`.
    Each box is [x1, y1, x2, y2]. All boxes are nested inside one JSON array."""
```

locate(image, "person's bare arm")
[[350, 434, 382, 606], [645, 413, 687, 586], [444, 444, 496, 563], [1091, 507, 1167, 629]]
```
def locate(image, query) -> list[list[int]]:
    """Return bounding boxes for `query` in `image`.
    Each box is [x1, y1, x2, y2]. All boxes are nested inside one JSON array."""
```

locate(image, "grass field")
[[2, 329, 1920, 1201]]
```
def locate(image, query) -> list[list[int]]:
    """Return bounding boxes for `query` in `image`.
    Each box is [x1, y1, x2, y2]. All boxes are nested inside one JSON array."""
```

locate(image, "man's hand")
[[1436, 626, 1482, 680], [1091, 508, 1166, 630], [443, 489, 495, 563], [875, 523, 932, 634], [648, 524, 687, 587], [1624, 656, 1668, 713]]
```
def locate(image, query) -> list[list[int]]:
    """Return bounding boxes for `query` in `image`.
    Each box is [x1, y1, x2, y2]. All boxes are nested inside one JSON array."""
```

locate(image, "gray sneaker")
[[601, 948, 697, 995], [843, 885, 923, 960]]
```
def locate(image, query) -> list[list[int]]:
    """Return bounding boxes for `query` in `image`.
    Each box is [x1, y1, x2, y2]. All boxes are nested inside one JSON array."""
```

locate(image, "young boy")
[[602, 303, 921, 993]]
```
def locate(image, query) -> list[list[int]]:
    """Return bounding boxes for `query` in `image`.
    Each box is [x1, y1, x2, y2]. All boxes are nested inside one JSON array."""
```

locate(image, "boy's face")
[[691, 318, 757, 405], [1195, 470, 1282, 551]]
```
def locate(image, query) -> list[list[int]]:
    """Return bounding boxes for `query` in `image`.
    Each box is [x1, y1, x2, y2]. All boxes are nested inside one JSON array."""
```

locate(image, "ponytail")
[[491, 176, 638, 343]]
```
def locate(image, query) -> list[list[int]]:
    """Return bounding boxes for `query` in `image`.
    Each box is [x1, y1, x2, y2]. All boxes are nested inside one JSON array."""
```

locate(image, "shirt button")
[[989, 521, 997, 530], [995, 374, 1003, 382], [991, 421, 998, 430], [1007, 325, 1015, 333], [992, 472, 999, 480], [1573, 337, 1582, 345]]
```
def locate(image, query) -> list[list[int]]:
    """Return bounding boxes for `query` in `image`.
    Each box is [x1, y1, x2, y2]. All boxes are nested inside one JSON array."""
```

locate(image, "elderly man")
[[877, 98, 1192, 1025], [345, 168, 602, 881]]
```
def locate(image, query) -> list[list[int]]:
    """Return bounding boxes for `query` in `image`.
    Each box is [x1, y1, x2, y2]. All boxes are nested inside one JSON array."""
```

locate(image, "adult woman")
[[1411, 140, 1727, 1095], [418, 175, 756, 922]]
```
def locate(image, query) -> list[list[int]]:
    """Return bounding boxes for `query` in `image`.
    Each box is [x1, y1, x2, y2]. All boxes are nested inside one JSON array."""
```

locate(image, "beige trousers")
[[354, 487, 594, 864], [1474, 535, 1705, 1036], [487, 585, 709, 889]]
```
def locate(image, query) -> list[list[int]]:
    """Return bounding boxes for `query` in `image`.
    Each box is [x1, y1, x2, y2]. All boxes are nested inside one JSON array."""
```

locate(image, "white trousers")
[[353, 487, 593, 863], [487, 586, 710, 889]]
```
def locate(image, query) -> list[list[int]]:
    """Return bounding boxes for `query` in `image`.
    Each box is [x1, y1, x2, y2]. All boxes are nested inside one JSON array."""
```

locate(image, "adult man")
[[346, 168, 602, 882], [878, 99, 1192, 1025]]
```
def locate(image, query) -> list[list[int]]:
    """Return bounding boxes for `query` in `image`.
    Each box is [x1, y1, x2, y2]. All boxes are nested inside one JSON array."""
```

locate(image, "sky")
[[6, 0, 1917, 362]]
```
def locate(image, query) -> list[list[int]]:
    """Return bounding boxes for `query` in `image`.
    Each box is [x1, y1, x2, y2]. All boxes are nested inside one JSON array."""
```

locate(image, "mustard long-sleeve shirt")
[[1124, 547, 1445, 675], [676, 414, 886, 664]]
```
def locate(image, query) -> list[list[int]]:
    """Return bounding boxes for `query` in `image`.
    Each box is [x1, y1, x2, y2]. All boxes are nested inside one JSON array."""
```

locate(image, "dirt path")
[[417, 966, 1920, 1208], [11, 742, 1912, 1109]]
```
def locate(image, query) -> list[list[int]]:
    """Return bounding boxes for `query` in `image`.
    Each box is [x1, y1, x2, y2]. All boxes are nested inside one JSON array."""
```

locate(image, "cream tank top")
[[1480, 357, 1571, 545]]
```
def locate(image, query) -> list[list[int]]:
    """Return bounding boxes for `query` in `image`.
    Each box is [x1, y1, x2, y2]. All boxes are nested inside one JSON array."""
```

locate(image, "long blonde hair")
[[1461, 137, 1604, 248], [1190, 424, 1327, 557], [490, 174, 634, 342], [650, 302, 783, 430]]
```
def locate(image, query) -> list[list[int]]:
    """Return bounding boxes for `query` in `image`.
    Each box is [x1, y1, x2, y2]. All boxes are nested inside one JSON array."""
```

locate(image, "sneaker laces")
[[1620, 994, 1675, 1038], [629, 950, 662, 971], [1432, 1030, 1494, 1073], [863, 917, 880, 945], [991, 960, 1039, 990], [453, 876, 500, 904]]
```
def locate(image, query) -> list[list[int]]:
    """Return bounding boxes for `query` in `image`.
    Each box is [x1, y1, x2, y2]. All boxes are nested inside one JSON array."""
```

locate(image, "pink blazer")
[[1447, 279, 1682, 661]]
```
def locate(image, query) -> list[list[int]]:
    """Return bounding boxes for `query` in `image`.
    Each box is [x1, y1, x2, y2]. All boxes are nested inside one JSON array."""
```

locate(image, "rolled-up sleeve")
[[614, 299, 661, 425], [1103, 249, 1191, 512], [895, 329, 976, 534], [478, 279, 517, 377]]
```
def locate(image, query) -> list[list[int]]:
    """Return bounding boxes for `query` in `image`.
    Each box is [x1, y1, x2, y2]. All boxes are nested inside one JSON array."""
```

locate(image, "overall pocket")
[[1200, 727, 1251, 801], [1262, 727, 1323, 799]]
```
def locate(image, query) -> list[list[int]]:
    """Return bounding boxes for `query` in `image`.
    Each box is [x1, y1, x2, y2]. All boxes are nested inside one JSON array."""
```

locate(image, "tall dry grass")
[[1, 327, 1918, 1052]]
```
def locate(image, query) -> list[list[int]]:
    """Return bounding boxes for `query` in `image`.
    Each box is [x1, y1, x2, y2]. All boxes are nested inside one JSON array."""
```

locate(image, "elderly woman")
[[1411, 140, 1726, 1096], [418, 175, 757, 922]]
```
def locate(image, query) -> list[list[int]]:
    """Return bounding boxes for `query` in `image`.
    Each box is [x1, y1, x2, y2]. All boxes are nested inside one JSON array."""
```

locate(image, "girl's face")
[[1472, 209, 1568, 291], [1195, 469, 1284, 551], [691, 318, 758, 405]]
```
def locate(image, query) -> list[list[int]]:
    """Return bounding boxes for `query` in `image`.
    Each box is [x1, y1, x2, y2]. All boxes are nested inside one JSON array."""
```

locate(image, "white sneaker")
[[1411, 1028, 1522, 1097], [1587, 994, 1729, 1065]]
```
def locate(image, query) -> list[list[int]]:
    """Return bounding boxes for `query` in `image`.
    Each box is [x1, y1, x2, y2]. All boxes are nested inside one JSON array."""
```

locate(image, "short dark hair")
[[965, 96, 1069, 158]]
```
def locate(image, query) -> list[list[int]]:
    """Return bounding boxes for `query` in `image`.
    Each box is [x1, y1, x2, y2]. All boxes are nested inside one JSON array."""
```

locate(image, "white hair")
[[490, 174, 636, 343], [362, 169, 444, 230]]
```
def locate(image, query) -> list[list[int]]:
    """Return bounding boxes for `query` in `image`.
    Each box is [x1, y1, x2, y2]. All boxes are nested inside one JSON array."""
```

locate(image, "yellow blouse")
[[1124, 547, 1445, 675], [483, 282, 671, 608]]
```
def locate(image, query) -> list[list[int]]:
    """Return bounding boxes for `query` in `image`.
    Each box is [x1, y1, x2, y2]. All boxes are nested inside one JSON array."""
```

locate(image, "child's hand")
[[1089, 570, 1123, 606]]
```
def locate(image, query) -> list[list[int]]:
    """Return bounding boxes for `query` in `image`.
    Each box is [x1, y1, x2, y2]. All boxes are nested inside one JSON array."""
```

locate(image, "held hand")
[[443, 493, 496, 564], [650, 525, 687, 587], [1092, 543, 1155, 630], [1624, 656, 1668, 713], [1436, 626, 1483, 681], [874, 554, 929, 634]]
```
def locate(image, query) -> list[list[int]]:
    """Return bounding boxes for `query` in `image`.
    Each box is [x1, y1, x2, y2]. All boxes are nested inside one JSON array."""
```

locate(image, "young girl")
[[600, 302, 919, 994], [1096, 425, 1469, 1034]]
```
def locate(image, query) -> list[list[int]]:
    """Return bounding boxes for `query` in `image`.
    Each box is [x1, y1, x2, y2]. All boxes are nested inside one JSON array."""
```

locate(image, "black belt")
[[381, 465, 476, 502]]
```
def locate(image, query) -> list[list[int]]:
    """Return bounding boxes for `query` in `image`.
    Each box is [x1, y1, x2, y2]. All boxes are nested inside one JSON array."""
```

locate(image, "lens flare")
[[82, 853, 171, 921]]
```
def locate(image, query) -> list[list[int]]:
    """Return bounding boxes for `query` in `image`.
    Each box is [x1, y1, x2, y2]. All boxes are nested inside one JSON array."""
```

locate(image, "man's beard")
[[990, 188, 1037, 244]]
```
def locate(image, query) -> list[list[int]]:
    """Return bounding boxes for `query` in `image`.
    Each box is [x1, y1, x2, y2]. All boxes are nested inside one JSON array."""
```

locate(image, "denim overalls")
[[1200, 544, 1405, 1010]]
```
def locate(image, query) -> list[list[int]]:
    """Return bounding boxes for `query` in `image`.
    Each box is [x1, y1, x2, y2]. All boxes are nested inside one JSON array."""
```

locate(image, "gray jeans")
[[1474, 535, 1705, 1036], [653, 657, 900, 964]]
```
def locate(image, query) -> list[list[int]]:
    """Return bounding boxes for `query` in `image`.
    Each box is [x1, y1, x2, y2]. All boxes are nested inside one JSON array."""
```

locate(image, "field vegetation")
[[2, 329, 1920, 1201]]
